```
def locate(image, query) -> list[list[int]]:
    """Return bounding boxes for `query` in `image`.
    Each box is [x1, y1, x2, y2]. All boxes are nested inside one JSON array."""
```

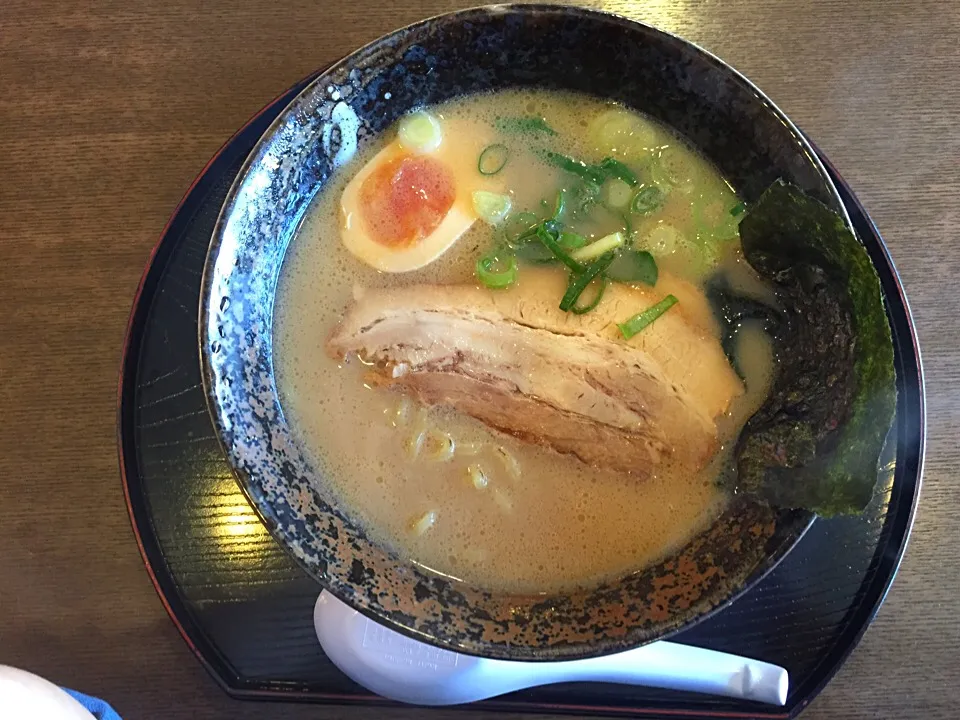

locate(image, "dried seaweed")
[[727, 181, 896, 516]]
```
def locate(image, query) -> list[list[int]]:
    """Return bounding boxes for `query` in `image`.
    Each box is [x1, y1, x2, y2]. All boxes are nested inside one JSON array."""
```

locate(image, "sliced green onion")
[[536, 225, 584, 273], [397, 111, 442, 153], [494, 116, 557, 136], [502, 211, 540, 246], [589, 108, 661, 160], [571, 276, 608, 315], [478, 143, 509, 175], [604, 178, 635, 209], [472, 190, 512, 225], [551, 189, 567, 220], [544, 151, 644, 190], [560, 253, 615, 313], [617, 295, 679, 339], [476, 253, 518, 289], [571, 231, 625, 262], [599, 157, 639, 186], [606, 249, 658, 285], [558, 231, 587, 249], [542, 151, 607, 185], [730, 201, 746, 217], [631, 185, 666, 215], [651, 146, 695, 190]]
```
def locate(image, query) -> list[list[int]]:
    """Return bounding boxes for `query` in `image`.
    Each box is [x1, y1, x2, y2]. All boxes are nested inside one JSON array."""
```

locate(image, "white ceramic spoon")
[[314, 592, 788, 706]]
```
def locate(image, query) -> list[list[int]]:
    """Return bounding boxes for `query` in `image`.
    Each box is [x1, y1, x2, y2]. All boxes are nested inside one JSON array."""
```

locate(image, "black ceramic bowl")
[[200, 5, 831, 661]]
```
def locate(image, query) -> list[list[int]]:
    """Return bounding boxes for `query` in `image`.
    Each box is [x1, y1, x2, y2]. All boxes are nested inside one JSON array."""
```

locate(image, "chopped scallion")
[[472, 190, 512, 225], [478, 143, 509, 175], [651, 146, 695, 190], [397, 111, 442, 153], [542, 150, 607, 185], [631, 185, 666, 215], [559, 253, 615, 313], [617, 295, 679, 339], [551, 189, 567, 220], [598, 157, 639, 186], [604, 178, 635, 209], [476, 253, 518, 289], [571, 275, 608, 315], [536, 225, 584, 273], [621, 212, 635, 241], [570, 231, 625, 262], [502, 211, 540, 246], [730, 201, 746, 216]]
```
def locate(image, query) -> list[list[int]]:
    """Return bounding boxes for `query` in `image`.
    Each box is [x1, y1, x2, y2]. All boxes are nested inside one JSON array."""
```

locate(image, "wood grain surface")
[[0, 1, 956, 718]]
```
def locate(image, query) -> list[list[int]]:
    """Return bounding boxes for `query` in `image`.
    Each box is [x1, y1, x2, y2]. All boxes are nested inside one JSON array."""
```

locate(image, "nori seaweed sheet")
[[722, 181, 896, 517]]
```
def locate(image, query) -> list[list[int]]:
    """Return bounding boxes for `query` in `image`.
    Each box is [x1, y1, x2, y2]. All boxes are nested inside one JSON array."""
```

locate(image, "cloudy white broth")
[[273, 89, 776, 594]]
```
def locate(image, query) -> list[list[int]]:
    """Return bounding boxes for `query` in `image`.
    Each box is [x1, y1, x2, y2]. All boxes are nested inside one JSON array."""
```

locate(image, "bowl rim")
[[199, 3, 853, 660]]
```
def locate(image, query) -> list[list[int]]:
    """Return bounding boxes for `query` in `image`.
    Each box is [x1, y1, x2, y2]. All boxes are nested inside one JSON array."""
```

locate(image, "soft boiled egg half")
[[340, 111, 501, 273]]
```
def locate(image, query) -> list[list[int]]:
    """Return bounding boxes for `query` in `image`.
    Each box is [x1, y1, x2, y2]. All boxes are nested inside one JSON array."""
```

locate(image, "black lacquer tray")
[[118, 76, 924, 719]]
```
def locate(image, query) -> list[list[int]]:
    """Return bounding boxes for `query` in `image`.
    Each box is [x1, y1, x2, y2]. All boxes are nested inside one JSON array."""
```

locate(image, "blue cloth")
[[62, 689, 122, 720]]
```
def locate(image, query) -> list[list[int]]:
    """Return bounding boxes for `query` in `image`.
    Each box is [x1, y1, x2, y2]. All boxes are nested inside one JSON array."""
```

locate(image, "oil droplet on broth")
[[272, 88, 772, 594]]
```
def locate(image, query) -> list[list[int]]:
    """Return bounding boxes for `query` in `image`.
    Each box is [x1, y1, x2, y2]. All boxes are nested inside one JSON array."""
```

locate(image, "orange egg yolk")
[[358, 154, 456, 248]]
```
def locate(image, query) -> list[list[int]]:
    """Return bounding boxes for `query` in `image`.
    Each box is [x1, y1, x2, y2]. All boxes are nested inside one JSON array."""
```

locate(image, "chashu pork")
[[326, 267, 743, 477]]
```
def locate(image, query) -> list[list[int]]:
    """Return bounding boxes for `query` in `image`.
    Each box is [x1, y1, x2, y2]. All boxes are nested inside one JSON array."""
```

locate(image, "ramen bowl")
[[199, 4, 836, 661]]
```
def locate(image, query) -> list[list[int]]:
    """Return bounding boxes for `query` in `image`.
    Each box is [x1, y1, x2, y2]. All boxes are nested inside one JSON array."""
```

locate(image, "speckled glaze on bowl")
[[200, 4, 833, 661]]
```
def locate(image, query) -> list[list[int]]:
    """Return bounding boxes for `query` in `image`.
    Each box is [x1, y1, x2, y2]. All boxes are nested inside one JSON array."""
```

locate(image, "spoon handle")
[[500, 641, 788, 705]]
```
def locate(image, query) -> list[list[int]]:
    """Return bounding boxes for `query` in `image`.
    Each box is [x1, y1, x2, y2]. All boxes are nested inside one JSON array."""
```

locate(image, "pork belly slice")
[[326, 268, 743, 476]]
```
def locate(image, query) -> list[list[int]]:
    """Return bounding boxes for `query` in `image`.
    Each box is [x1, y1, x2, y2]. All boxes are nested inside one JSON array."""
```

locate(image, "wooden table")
[[1, 1, 956, 718]]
